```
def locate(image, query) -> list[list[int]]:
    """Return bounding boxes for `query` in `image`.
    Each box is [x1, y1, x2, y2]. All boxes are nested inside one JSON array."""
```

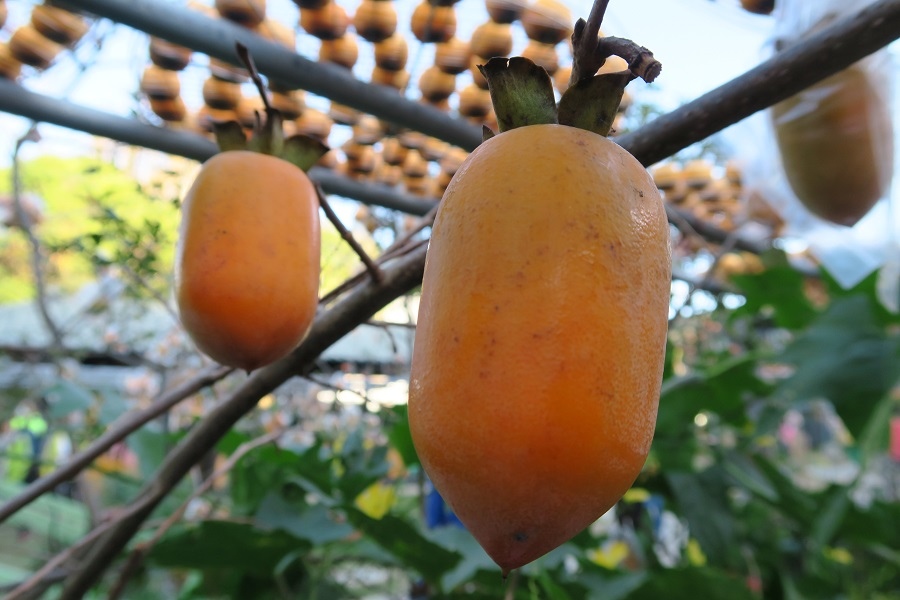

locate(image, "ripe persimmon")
[[772, 64, 893, 226], [409, 54, 669, 573], [175, 150, 321, 371], [176, 44, 327, 372]]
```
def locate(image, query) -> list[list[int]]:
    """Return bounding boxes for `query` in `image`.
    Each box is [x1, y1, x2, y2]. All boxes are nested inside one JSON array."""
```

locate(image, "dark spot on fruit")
[[513, 531, 529, 542]]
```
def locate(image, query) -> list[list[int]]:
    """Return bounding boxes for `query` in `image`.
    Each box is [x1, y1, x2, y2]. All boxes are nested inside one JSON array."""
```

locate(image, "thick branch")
[[57, 248, 427, 598]]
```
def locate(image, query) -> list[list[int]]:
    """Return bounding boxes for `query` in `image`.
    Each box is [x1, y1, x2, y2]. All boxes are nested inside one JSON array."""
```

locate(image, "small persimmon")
[[175, 150, 321, 371]]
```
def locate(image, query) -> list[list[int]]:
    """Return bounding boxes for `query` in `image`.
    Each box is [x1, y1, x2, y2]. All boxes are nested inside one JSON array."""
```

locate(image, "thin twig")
[[12, 125, 65, 349], [502, 568, 521, 600], [0, 365, 233, 525], [316, 184, 383, 283], [320, 204, 437, 304], [107, 428, 285, 599], [5, 520, 112, 599]]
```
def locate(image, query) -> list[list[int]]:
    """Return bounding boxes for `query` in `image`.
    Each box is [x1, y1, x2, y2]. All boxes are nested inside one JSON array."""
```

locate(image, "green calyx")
[[211, 42, 329, 172], [479, 18, 661, 139], [480, 55, 634, 139], [213, 109, 329, 173]]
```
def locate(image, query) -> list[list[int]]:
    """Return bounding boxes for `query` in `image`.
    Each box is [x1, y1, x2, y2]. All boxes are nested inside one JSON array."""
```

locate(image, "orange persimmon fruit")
[[409, 119, 670, 572], [175, 150, 321, 371], [772, 64, 893, 226]]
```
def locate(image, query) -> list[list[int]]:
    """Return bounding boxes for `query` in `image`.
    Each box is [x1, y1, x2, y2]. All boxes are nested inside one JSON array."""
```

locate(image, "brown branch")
[[0, 364, 232, 525], [666, 204, 765, 255], [569, 0, 610, 85], [107, 428, 285, 599], [0, 343, 161, 369], [56, 246, 428, 599], [316, 185, 383, 283], [11, 125, 65, 349], [598, 36, 661, 83], [320, 204, 437, 304], [46, 2, 900, 593]]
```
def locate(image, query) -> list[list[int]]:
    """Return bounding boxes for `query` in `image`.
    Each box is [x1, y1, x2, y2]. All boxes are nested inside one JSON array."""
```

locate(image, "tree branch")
[[107, 428, 285, 599], [0, 365, 233, 525], [57, 247, 428, 598], [11, 126, 65, 349], [317, 185, 383, 283]]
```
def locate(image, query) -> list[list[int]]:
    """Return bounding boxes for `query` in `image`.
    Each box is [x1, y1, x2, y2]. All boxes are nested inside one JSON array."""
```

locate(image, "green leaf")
[[428, 527, 499, 590], [810, 487, 851, 550], [657, 354, 764, 434], [666, 469, 739, 569], [0, 480, 90, 545], [578, 569, 647, 600], [212, 120, 247, 152], [558, 72, 633, 136], [344, 507, 461, 585], [97, 387, 127, 425], [386, 405, 420, 467], [44, 379, 95, 419], [128, 425, 177, 480], [720, 450, 778, 503], [149, 520, 311, 573], [749, 454, 818, 526], [256, 493, 354, 545], [480, 56, 558, 133], [730, 252, 818, 330], [624, 567, 757, 600], [230, 440, 334, 514], [778, 294, 900, 438], [335, 428, 389, 500]]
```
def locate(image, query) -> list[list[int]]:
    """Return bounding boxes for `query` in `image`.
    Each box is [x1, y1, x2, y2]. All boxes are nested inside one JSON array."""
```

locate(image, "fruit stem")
[[569, 0, 661, 87], [236, 42, 274, 116], [315, 185, 384, 284]]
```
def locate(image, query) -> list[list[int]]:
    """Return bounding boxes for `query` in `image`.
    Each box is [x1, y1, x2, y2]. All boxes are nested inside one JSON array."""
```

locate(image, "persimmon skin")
[[772, 65, 893, 226], [175, 151, 320, 371], [409, 124, 670, 573]]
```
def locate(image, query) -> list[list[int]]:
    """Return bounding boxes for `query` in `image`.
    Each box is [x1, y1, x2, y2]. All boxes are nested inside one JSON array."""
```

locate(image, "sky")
[[0, 0, 898, 290]]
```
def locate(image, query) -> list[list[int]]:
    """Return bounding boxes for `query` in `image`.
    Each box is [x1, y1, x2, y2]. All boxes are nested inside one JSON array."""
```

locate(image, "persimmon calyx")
[[211, 110, 329, 173], [209, 42, 330, 172], [479, 53, 649, 138], [480, 57, 558, 134]]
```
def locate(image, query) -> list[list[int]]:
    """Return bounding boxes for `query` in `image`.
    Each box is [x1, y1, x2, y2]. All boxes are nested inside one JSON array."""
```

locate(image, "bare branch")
[[0, 365, 233, 525], [316, 185, 383, 283], [616, 0, 900, 167], [11, 125, 65, 348], [107, 428, 284, 599]]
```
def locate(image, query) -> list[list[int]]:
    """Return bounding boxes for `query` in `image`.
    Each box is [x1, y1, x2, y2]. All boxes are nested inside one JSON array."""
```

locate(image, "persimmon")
[[772, 64, 893, 226], [176, 52, 327, 372], [409, 54, 669, 573], [176, 148, 321, 371]]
